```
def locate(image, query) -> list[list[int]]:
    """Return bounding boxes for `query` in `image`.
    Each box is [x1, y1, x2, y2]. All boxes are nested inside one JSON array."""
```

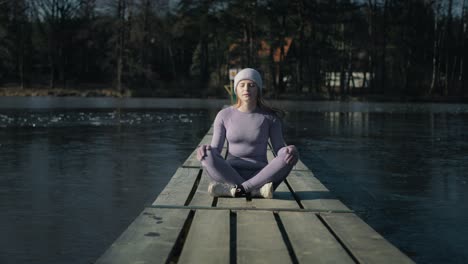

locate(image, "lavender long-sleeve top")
[[210, 106, 286, 170]]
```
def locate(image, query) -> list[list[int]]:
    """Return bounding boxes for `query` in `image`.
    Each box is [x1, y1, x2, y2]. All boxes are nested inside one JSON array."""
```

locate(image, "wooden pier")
[[96, 125, 414, 264]]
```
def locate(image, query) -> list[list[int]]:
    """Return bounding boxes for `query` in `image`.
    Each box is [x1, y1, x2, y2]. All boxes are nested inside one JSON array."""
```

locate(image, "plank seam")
[[183, 169, 203, 206], [224, 141, 230, 159], [273, 212, 300, 264], [284, 179, 305, 209], [316, 213, 360, 264], [165, 209, 196, 264], [181, 165, 201, 169], [291, 169, 312, 172], [267, 142, 276, 155], [230, 211, 237, 264]]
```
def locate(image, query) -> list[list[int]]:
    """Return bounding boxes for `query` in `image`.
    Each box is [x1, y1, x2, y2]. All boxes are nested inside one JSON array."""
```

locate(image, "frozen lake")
[[1, 97, 467, 263]]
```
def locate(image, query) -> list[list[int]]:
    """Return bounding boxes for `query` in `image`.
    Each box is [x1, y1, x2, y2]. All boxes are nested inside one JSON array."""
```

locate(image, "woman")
[[196, 68, 299, 198]]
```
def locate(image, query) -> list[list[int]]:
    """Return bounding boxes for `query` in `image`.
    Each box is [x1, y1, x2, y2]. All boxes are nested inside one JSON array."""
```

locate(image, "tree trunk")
[[19, 50, 24, 89], [429, 0, 440, 95], [142, 0, 151, 88], [381, 0, 388, 94], [167, 44, 177, 79], [243, 25, 248, 67], [279, 43, 285, 94], [367, 0, 377, 94], [297, 25, 304, 93], [458, 0, 466, 96], [339, 23, 345, 96], [362, 70, 368, 94], [311, 27, 318, 94], [200, 36, 209, 84], [16, 0, 27, 89], [346, 48, 353, 95], [250, 1, 257, 67], [116, 0, 126, 93], [278, 14, 287, 94], [49, 51, 56, 89], [444, 0, 454, 96], [269, 45, 277, 95], [296, 0, 305, 94]]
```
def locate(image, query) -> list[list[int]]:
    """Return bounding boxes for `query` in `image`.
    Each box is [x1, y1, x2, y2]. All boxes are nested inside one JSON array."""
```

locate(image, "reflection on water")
[[0, 109, 215, 264], [283, 111, 468, 264], [0, 110, 198, 128]]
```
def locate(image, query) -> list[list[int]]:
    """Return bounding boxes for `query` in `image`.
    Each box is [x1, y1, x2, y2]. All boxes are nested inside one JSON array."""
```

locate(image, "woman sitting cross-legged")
[[196, 68, 299, 198]]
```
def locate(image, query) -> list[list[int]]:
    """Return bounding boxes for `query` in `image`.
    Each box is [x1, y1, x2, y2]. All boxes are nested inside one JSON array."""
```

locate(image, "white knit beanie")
[[233, 68, 263, 95]]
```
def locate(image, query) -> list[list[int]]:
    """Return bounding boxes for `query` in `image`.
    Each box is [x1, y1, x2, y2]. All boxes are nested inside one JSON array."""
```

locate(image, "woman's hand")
[[197, 144, 211, 161], [284, 145, 299, 165]]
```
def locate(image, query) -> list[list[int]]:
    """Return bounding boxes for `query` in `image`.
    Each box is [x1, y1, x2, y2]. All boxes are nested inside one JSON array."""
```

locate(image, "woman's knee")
[[277, 146, 288, 158], [201, 148, 221, 167], [274, 147, 294, 168]]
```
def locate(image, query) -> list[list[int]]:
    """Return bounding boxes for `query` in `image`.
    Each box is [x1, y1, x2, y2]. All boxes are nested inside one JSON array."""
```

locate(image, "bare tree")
[[9, 0, 30, 89], [429, 0, 441, 95], [462, 0, 467, 79], [31, 0, 83, 88], [115, 0, 126, 92], [366, 0, 378, 93], [444, 0, 454, 96], [458, 0, 466, 95]]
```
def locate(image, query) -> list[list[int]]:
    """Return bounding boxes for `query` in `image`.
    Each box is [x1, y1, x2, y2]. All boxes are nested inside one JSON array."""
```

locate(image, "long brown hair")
[[233, 88, 285, 118]]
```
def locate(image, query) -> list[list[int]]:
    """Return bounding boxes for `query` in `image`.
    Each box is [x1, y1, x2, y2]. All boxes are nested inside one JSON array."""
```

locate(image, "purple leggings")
[[201, 147, 293, 192]]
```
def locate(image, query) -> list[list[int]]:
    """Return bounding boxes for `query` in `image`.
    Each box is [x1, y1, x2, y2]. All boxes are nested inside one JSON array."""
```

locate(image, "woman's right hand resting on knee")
[[197, 144, 211, 161]]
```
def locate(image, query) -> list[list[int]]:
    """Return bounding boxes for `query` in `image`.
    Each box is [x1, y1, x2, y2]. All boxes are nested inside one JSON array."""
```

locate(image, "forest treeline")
[[0, 0, 467, 99]]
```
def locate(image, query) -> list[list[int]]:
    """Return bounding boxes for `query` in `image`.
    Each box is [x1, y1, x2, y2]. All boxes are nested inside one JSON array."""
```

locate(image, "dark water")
[[1, 97, 468, 263], [0, 106, 215, 264], [282, 111, 468, 264]]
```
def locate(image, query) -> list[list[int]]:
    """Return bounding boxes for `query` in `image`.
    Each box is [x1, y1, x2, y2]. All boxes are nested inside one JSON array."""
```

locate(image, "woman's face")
[[236, 80, 258, 104]]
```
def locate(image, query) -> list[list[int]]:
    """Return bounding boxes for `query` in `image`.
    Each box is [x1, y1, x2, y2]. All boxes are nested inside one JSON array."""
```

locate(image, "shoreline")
[[0, 87, 130, 97], [1, 86, 468, 104]]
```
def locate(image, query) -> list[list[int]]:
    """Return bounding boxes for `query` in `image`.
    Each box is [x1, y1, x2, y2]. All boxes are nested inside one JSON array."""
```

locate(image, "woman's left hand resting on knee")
[[284, 145, 299, 166], [197, 144, 211, 161]]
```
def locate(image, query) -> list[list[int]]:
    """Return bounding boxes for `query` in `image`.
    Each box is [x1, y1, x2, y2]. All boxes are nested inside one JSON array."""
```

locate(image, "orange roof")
[[259, 37, 293, 63], [229, 37, 293, 65]]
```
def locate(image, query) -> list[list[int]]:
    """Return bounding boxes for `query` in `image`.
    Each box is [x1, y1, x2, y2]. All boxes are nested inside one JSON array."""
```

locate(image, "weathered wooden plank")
[[182, 148, 201, 168], [279, 211, 354, 263], [178, 210, 230, 264], [287, 170, 350, 211], [266, 149, 275, 162], [198, 133, 213, 146], [95, 208, 190, 264], [217, 196, 248, 208], [287, 170, 325, 190], [237, 211, 292, 264], [220, 147, 228, 158], [152, 167, 200, 206], [189, 171, 215, 207], [320, 213, 415, 264], [267, 140, 274, 151], [293, 159, 309, 171]]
